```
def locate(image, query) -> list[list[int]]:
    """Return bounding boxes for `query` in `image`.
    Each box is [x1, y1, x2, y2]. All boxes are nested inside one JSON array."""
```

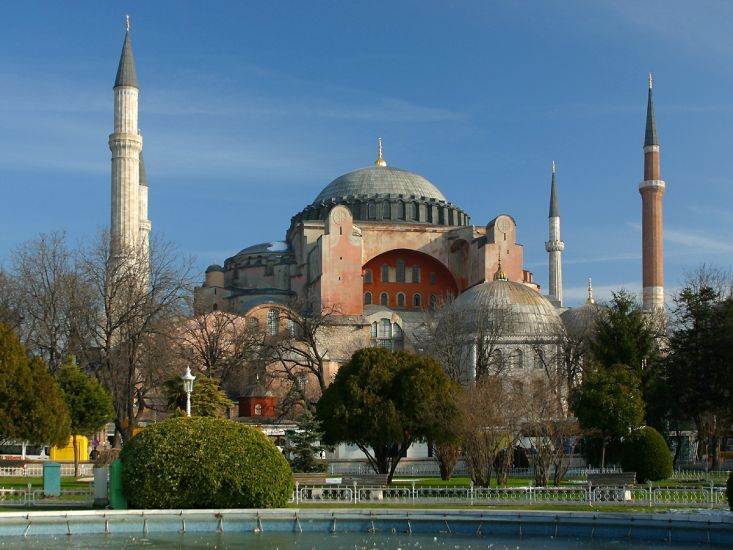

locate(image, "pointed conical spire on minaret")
[[115, 15, 139, 88], [549, 160, 560, 218], [374, 137, 387, 167], [644, 73, 658, 147], [586, 277, 595, 305]]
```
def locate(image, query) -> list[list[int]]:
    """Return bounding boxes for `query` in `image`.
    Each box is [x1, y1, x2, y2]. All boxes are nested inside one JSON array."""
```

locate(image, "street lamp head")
[[182, 366, 196, 394]]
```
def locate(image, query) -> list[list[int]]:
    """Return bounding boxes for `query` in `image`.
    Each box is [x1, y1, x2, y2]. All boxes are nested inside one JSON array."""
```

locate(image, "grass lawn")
[[0, 476, 91, 491]]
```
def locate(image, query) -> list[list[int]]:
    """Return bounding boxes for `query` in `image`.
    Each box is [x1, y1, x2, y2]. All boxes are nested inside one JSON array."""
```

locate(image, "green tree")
[[621, 426, 673, 482], [665, 271, 733, 468], [283, 410, 332, 473], [317, 348, 459, 482], [591, 290, 661, 379], [570, 363, 645, 468], [120, 417, 292, 508], [57, 356, 114, 476], [0, 324, 70, 446], [163, 374, 232, 417]]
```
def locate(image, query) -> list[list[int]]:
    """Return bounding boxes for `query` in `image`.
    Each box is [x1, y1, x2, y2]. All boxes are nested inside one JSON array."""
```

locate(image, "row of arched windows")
[[364, 291, 438, 309], [363, 262, 424, 284]]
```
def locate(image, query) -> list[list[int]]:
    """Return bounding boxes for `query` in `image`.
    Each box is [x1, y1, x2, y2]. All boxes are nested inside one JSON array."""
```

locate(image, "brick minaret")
[[545, 161, 564, 306], [109, 16, 144, 256], [639, 74, 665, 311]]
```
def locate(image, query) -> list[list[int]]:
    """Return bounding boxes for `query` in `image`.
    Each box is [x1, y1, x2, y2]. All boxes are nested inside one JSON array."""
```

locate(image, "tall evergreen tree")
[[0, 324, 70, 447]]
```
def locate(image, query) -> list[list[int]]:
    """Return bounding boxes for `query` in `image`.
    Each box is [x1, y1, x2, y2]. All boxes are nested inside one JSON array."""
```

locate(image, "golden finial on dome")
[[126, 14, 130, 32], [586, 277, 595, 304], [493, 251, 508, 281], [374, 137, 387, 167]]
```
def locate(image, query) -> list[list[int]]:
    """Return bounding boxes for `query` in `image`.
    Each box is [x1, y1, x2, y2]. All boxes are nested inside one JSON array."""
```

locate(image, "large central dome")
[[290, 152, 469, 228], [314, 165, 448, 203]]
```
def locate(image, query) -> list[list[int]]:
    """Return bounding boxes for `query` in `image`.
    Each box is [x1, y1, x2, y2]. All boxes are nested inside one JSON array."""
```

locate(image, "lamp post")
[[182, 367, 196, 417]]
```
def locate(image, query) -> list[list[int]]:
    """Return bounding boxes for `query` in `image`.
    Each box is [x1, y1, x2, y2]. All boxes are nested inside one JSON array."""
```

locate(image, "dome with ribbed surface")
[[314, 166, 447, 203], [561, 303, 604, 339], [454, 280, 562, 337]]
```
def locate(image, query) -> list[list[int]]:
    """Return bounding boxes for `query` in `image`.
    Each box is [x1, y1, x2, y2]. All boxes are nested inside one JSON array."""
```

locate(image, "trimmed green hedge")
[[620, 426, 673, 483], [120, 417, 292, 508]]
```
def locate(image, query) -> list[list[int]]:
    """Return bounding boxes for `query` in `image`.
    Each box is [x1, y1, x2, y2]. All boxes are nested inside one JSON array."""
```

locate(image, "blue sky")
[[1, 1, 732, 306]]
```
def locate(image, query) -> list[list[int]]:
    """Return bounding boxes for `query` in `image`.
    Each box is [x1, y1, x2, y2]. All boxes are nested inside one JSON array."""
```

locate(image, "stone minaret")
[[109, 16, 143, 256], [640, 74, 665, 311], [545, 161, 564, 306]]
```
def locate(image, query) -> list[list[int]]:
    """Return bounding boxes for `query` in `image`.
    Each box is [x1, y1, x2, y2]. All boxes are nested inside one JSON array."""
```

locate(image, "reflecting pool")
[[1, 532, 713, 549]]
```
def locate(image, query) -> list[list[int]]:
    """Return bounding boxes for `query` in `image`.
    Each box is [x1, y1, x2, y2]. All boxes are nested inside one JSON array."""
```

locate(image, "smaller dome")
[[454, 280, 562, 337], [236, 241, 290, 256], [561, 303, 604, 339], [205, 264, 223, 273]]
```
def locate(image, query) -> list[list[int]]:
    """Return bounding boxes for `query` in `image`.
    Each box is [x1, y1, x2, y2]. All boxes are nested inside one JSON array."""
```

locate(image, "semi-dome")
[[314, 165, 447, 203], [454, 279, 563, 337], [205, 264, 223, 273]]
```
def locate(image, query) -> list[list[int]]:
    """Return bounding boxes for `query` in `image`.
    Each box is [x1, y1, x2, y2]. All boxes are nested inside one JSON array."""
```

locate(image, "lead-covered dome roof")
[[453, 280, 563, 337], [314, 166, 448, 203], [291, 161, 469, 229]]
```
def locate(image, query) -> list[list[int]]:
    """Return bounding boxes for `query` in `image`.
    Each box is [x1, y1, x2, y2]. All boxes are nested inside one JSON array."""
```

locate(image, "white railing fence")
[[0, 486, 94, 508], [291, 482, 727, 508], [0, 463, 94, 478]]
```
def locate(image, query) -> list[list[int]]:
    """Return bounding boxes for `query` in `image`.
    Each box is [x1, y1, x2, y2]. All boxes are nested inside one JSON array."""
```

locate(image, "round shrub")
[[620, 426, 673, 483], [727, 470, 733, 512], [120, 417, 293, 508]]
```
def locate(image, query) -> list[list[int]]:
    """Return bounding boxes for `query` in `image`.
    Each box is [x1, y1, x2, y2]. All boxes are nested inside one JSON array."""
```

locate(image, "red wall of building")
[[363, 249, 458, 310]]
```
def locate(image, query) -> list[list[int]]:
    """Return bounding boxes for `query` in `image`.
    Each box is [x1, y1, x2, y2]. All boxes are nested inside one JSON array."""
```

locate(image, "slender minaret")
[[109, 15, 142, 256], [138, 151, 151, 259], [545, 160, 564, 306], [639, 74, 665, 311]]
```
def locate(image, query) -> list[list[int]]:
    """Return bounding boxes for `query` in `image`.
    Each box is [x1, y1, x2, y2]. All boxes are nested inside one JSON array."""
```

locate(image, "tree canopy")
[[164, 374, 232, 417], [57, 355, 114, 473], [317, 348, 459, 482], [0, 324, 70, 446]]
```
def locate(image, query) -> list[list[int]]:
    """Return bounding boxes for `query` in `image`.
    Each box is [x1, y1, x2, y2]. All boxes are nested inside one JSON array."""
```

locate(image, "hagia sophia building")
[[110, 22, 666, 400]]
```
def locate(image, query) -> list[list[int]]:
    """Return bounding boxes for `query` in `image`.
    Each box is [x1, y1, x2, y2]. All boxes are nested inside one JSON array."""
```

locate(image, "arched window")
[[370, 318, 404, 351], [267, 309, 279, 336], [396, 259, 405, 282], [364, 291, 372, 305], [254, 404, 262, 416], [380, 292, 389, 306], [364, 269, 372, 283], [413, 293, 421, 307], [535, 349, 545, 369], [397, 201, 406, 220], [411, 265, 420, 283], [212, 303, 218, 311], [378, 318, 392, 339], [429, 294, 437, 308], [491, 349, 504, 372], [381, 264, 390, 282], [514, 348, 524, 369], [248, 317, 259, 329], [287, 319, 298, 337], [382, 200, 391, 219], [429, 272, 437, 285], [368, 202, 376, 219], [397, 292, 406, 307], [410, 203, 419, 221]]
